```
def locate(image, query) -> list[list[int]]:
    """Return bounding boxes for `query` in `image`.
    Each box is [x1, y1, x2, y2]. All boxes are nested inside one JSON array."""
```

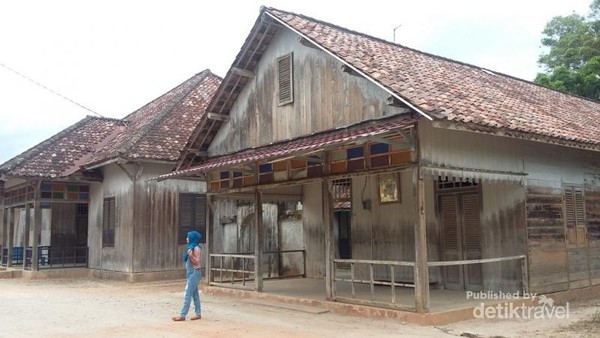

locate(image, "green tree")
[[535, 1, 600, 100]]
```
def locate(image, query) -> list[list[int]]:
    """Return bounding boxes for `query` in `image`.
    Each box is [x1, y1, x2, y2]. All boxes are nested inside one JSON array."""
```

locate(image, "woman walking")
[[172, 230, 202, 321]]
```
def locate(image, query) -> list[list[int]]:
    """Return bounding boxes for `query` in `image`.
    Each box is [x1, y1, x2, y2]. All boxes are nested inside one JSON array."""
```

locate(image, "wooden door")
[[440, 192, 483, 291], [441, 195, 463, 290], [462, 194, 483, 290]]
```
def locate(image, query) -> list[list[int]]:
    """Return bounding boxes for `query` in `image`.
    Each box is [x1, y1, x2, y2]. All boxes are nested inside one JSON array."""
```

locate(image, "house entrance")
[[438, 179, 483, 291], [333, 179, 352, 259]]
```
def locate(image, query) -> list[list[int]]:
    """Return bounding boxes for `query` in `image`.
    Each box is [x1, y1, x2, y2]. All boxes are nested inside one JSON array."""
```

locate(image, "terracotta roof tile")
[[86, 70, 221, 166], [0, 116, 122, 178], [265, 7, 600, 147], [156, 115, 417, 180]]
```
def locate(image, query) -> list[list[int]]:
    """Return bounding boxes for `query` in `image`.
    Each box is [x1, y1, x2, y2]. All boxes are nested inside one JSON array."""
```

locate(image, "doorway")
[[438, 180, 483, 291], [332, 179, 352, 259]]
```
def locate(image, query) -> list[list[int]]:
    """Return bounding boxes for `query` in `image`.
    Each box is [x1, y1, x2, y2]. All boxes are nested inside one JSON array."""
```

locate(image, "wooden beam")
[[22, 202, 30, 269], [206, 195, 214, 285], [254, 189, 263, 292], [231, 66, 255, 79], [341, 64, 363, 77], [299, 37, 319, 50], [32, 200, 41, 271], [323, 178, 335, 299], [188, 149, 208, 157], [207, 112, 230, 122], [6, 207, 13, 267], [367, 136, 414, 150], [412, 124, 430, 313]]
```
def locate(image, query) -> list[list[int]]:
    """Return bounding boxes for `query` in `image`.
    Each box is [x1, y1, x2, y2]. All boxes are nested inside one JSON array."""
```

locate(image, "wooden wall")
[[208, 28, 408, 156], [480, 182, 527, 292], [88, 163, 205, 274], [585, 173, 600, 285]]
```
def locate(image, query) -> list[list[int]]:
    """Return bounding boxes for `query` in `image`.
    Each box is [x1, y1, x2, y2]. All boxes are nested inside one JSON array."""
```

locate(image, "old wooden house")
[[159, 7, 600, 313], [1, 70, 221, 281]]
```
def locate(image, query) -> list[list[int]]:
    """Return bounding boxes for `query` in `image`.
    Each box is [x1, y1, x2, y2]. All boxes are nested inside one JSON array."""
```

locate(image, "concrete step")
[[241, 298, 329, 314]]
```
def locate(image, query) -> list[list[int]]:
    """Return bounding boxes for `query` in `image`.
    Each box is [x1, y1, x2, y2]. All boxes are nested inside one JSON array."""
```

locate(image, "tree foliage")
[[535, 1, 600, 100]]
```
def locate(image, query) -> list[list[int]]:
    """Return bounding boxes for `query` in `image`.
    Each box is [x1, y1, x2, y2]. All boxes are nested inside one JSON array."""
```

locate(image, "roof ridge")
[[116, 70, 213, 158]]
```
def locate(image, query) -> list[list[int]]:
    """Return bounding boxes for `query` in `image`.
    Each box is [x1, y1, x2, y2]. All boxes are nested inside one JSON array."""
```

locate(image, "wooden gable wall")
[[208, 28, 409, 156]]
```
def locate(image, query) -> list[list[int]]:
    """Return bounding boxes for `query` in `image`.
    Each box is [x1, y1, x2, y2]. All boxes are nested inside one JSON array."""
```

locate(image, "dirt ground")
[[0, 277, 598, 338]]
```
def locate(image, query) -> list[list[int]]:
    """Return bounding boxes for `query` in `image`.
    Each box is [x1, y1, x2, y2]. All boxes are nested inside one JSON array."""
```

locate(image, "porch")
[[204, 276, 537, 325], [1, 245, 88, 269]]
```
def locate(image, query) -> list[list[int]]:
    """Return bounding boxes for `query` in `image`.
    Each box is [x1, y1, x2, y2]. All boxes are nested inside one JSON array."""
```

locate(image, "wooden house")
[[0, 70, 221, 281], [159, 7, 600, 313]]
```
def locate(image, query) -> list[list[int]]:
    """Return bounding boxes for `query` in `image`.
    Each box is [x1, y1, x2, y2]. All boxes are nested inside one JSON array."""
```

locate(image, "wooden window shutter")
[[178, 193, 207, 244], [278, 52, 293, 106], [565, 188, 575, 228], [564, 186, 587, 246]]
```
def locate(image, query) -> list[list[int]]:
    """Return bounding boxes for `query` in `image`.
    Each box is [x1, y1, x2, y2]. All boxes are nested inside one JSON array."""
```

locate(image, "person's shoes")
[[190, 314, 202, 320], [172, 316, 185, 322]]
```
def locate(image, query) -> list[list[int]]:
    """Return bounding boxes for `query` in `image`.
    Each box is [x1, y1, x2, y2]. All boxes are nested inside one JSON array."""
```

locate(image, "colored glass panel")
[[291, 160, 307, 169], [330, 161, 346, 173], [220, 171, 230, 179], [259, 173, 274, 184], [273, 160, 287, 172], [371, 155, 390, 168], [259, 163, 273, 173], [391, 151, 411, 165], [347, 159, 364, 171], [307, 165, 323, 177], [347, 147, 364, 159], [370, 143, 390, 155]]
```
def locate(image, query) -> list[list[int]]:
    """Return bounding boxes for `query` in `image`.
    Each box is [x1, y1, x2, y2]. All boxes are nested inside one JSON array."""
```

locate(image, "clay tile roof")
[[0, 116, 123, 178], [265, 7, 600, 148], [86, 70, 222, 167], [155, 115, 417, 180]]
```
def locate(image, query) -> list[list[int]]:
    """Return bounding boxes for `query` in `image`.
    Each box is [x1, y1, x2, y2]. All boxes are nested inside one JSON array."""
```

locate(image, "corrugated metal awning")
[[154, 115, 418, 181]]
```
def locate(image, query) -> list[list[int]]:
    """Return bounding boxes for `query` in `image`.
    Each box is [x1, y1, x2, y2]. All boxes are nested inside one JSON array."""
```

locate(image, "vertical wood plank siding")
[[208, 28, 407, 156]]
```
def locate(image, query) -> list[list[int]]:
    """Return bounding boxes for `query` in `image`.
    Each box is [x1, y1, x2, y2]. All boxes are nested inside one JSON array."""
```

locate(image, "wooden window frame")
[[178, 193, 207, 245], [102, 197, 116, 248], [564, 185, 586, 246]]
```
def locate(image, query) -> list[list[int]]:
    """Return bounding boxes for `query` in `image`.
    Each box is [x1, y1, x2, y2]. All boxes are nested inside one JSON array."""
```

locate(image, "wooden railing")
[[333, 255, 527, 310], [209, 249, 306, 288], [24, 246, 88, 269]]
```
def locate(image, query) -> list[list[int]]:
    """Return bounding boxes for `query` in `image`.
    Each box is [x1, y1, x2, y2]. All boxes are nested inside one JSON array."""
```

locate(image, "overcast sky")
[[0, 0, 592, 164]]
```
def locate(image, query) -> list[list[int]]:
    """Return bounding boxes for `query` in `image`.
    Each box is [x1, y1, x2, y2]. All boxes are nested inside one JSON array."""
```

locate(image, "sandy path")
[[0, 278, 597, 337]]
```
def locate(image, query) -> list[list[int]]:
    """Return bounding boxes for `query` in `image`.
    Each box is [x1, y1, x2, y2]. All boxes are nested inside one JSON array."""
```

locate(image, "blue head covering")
[[184, 230, 202, 261]]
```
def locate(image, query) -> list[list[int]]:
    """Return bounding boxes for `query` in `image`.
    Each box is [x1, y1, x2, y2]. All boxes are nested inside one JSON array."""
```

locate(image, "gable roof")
[[1, 70, 222, 180], [263, 7, 600, 149], [0, 116, 123, 179], [86, 70, 222, 168], [192, 6, 600, 157]]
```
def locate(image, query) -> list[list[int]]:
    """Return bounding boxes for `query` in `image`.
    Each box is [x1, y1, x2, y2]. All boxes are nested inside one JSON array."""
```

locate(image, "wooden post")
[[412, 123, 430, 313], [205, 195, 213, 284], [32, 200, 41, 271], [7, 207, 13, 267], [254, 189, 263, 292], [22, 203, 31, 269], [323, 178, 335, 299]]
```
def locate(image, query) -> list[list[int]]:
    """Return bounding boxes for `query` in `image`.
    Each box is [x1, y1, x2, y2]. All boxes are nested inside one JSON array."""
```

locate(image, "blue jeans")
[[180, 263, 202, 317]]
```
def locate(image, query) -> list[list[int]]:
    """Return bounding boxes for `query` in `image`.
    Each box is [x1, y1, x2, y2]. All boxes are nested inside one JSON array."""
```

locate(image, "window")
[[277, 52, 293, 105], [102, 197, 116, 247], [564, 186, 586, 246], [179, 194, 207, 244]]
